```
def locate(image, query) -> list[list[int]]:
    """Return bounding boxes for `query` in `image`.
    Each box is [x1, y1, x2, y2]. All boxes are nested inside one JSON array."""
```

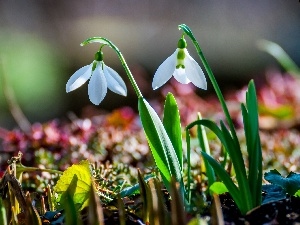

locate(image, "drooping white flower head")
[[152, 37, 207, 90], [66, 51, 127, 105]]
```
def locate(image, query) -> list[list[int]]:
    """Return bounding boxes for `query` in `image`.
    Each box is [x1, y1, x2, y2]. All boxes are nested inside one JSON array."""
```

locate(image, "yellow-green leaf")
[[54, 160, 92, 211]]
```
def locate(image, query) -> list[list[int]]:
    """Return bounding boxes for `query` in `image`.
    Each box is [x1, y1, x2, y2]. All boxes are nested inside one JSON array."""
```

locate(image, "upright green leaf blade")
[[196, 114, 215, 188], [244, 80, 262, 207], [200, 151, 243, 213], [163, 92, 182, 171], [138, 97, 184, 194]]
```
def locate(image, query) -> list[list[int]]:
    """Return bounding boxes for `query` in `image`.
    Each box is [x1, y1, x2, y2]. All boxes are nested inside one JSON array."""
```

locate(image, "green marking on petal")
[[92, 61, 98, 71], [176, 49, 185, 69], [176, 65, 185, 69], [177, 49, 185, 60]]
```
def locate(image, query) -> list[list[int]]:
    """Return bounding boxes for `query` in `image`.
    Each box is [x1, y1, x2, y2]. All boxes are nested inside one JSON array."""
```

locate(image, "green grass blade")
[[163, 92, 183, 171], [187, 119, 225, 144], [200, 151, 244, 213], [119, 173, 156, 198], [187, 119, 252, 213], [138, 97, 184, 195], [138, 98, 171, 187], [219, 121, 252, 211], [196, 114, 216, 188], [244, 80, 262, 206], [185, 116, 216, 192], [186, 129, 192, 203]]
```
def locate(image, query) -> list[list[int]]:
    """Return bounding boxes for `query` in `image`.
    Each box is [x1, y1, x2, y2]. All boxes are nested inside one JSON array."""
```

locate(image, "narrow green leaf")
[[186, 129, 192, 203], [244, 80, 262, 206], [241, 103, 250, 154], [163, 92, 182, 171], [196, 113, 215, 188], [138, 97, 184, 194], [187, 119, 226, 144], [200, 151, 244, 213], [219, 121, 247, 180], [119, 173, 156, 197], [64, 190, 80, 225], [54, 160, 92, 211], [219, 121, 252, 211], [138, 98, 170, 183]]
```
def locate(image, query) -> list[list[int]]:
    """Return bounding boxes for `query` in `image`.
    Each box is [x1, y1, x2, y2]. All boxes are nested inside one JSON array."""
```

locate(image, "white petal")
[[152, 50, 177, 90], [184, 50, 207, 90], [88, 65, 107, 105], [103, 65, 127, 96], [66, 64, 92, 92], [173, 68, 191, 84]]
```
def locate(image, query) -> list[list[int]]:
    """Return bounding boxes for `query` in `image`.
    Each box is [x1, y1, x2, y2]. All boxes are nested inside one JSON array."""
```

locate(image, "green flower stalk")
[[179, 24, 262, 214]]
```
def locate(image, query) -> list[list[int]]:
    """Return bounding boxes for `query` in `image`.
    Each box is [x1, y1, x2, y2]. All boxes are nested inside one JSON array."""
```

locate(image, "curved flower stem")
[[81, 37, 143, 98], [179, 24, 254, 213], [178, 24, 238, 143]]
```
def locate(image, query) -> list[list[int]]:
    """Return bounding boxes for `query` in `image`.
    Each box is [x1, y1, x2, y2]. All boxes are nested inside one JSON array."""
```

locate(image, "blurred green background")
[[0, 0, 299, 129]]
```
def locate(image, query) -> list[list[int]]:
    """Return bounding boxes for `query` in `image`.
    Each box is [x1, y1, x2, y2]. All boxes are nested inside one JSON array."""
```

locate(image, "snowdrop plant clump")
[[66, 24, 263, 215]]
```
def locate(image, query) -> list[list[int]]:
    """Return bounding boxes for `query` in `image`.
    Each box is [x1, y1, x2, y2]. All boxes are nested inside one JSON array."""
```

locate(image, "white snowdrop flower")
[[66, 51, 127, 105], [152, 37, 207, 90]]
